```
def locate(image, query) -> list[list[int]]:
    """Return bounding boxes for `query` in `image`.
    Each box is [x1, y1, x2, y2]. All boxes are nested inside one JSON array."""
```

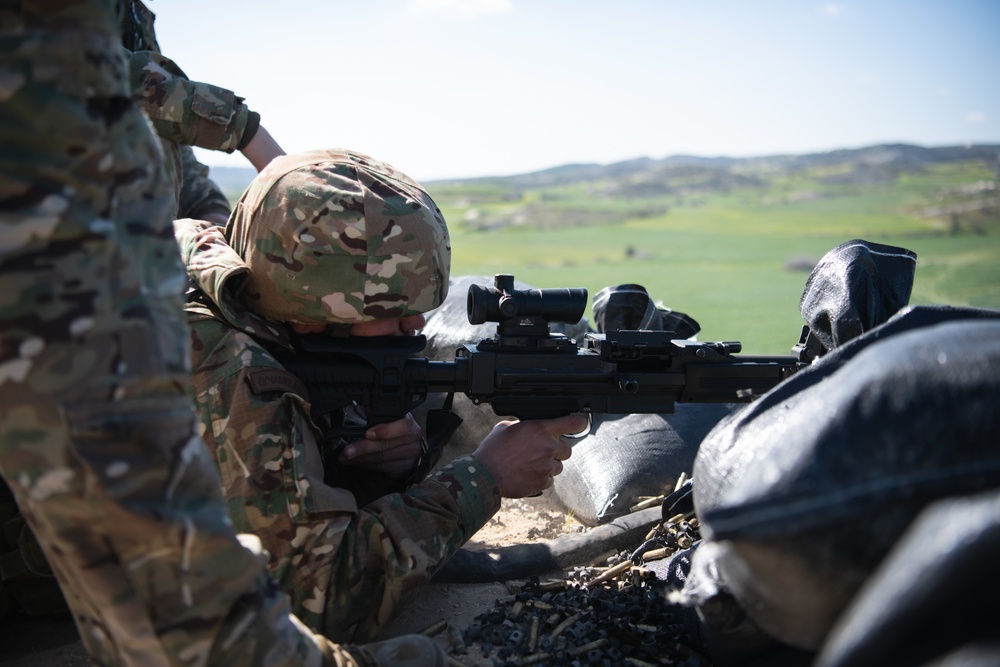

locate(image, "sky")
[[152, 0, 1000, 182]]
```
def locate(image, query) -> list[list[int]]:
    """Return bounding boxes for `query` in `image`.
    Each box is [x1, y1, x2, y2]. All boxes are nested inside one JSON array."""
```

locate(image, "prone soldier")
[[174, 148, 586, 643]]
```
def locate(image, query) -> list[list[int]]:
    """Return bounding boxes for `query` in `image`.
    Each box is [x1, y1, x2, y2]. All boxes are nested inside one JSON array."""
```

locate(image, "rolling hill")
[[206, 143, 1000, 353]]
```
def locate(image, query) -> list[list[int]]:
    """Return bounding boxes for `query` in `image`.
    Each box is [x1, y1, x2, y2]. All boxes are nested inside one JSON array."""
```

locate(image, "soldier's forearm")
[[242, 125, 286, 172]]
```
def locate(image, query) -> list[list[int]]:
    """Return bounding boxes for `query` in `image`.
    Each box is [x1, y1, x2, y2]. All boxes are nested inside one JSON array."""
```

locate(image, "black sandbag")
[[551, 404, 738, 524], [799, 239, 917, 352], [690, 306, 1000, 652], [434, 459, 701, 584], [432, 506, 662, 583], [814, 489, 1000, 667], [592, 283, 701, 339]]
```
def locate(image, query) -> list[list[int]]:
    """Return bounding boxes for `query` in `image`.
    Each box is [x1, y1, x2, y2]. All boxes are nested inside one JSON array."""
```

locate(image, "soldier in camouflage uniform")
[[0, 1, 451, 665], [175, 148, 584, 642], [0, 0, 273, 622]]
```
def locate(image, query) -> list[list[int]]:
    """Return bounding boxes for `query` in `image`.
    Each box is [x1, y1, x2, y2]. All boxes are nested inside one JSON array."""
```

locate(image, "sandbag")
[[552, 237, 922, 525], [551, 404, 737, 524], [432, 506, 663, 583], [814, 488, 1000, 667], [690, 306, 1000, 653], [592, 283, 701, 339], [798, 238, 917, 353]]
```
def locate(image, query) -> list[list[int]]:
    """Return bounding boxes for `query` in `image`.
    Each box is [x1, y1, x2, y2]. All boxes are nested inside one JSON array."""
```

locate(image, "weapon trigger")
[[323, 425, 369, 452], [561, 413, 593, 441]]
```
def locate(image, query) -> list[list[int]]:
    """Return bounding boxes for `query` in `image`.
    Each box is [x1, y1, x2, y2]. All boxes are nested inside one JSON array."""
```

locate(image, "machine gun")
[[278, 274, 811, 444]]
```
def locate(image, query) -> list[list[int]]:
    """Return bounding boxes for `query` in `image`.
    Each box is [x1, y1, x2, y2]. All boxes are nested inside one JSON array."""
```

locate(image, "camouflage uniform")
[[0, 2, 446, 665], [179, 143, 233, 222], [0, 0, 241, 622], [121, 0, 240, 220], [176, 149, 502, 642]]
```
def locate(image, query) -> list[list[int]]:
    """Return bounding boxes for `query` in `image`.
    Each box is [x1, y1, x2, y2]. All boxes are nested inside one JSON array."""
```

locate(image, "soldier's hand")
[[472, 414, 586, 498], [339, 413, 423, 479]]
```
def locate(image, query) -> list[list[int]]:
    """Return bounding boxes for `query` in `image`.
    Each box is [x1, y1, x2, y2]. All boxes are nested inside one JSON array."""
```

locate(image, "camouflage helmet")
[[227, 148, 450, 324]]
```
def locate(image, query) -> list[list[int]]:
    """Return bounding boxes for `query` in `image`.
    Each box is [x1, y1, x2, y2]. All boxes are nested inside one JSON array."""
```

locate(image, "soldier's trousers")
[[0, 4, 339, 665]]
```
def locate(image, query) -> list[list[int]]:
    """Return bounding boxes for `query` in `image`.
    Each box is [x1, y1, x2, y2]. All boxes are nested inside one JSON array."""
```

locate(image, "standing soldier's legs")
[[0, 4, 339, 665]]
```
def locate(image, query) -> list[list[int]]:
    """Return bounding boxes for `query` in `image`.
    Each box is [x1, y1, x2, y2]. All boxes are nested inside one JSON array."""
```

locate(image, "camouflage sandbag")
[[688, 305, 1000, 658]]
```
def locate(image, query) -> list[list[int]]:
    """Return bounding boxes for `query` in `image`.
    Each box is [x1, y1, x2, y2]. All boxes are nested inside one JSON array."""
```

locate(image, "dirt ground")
[[0, 490, 587, 667], [380, 491, 589, 666]]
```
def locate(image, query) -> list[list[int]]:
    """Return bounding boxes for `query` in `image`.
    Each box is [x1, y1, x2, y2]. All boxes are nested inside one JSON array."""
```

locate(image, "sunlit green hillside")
[[426, 146, 1000, 354]]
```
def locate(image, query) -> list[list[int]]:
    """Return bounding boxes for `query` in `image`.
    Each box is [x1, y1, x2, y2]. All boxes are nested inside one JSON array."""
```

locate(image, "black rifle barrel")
[[281, 274, 809, 430], [285, 332, 805, 424]]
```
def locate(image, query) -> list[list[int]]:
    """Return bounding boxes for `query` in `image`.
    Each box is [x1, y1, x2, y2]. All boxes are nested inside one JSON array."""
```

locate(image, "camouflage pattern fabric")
[[124, 0, 256, 157], [129, 48, 254, 154], [123, 0, 234, 221], [179, 144, 233, 222], [227, 149, 451, 325], [0, 2, 367, 665], [0, 0, 229, 623], [176, 211, 499, 642]]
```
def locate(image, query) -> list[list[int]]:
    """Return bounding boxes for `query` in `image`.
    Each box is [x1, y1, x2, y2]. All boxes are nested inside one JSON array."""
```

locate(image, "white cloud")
[[408, 0, 512, 15], [821, 3, 844, 17], [966, 111, 986, 124]]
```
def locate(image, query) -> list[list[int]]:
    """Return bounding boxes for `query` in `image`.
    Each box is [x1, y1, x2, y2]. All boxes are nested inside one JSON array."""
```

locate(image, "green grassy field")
[[430, 161, 1000, 355]]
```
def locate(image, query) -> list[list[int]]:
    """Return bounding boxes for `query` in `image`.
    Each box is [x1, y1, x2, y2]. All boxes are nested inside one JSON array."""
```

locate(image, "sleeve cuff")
[[237, 110, 261, 151], [426, 454, 501, 534]]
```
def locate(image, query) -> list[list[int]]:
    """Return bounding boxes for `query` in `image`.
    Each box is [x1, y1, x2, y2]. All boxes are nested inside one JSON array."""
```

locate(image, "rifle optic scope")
[[467, 274, 588, 325]]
